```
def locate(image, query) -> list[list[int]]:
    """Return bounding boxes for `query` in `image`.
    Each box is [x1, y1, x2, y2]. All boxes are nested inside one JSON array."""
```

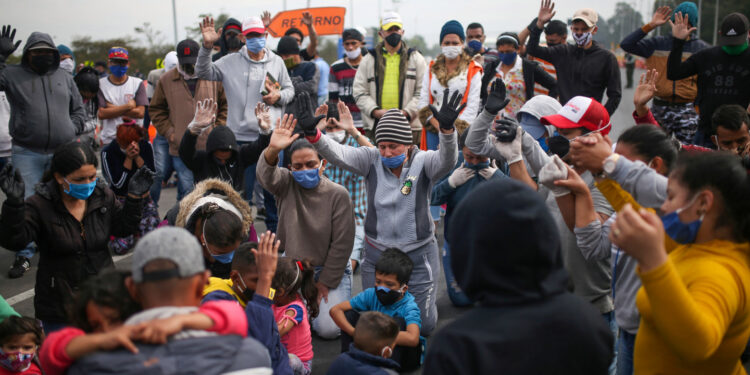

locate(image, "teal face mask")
[[64, 178, 97, 200]]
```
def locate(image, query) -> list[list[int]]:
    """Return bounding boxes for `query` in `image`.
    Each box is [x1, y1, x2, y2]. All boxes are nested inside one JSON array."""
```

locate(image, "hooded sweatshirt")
[[0, 32, 86, 153], [424, 179, 613, 375], [179, 125, 269, 193], [213, 18, 243, 62], [196, 45, 294, 142]]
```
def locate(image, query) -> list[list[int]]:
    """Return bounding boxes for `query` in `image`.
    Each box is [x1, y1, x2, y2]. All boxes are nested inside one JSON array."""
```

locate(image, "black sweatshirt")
[[527, 22, 622, 115], [667, 38, 750, 134]]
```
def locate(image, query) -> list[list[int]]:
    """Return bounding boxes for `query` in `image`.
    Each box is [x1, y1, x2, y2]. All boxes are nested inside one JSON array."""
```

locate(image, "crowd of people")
[[0, 0, 749, 373]]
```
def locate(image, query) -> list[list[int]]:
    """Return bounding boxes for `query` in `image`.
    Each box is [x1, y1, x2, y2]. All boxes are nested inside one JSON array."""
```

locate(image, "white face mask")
[[328, 130, 347, 143], [572, 32, 593, 47], [344, 48, 361, 60], [59, 58, 75, 74], [441, 46, 462, 59]]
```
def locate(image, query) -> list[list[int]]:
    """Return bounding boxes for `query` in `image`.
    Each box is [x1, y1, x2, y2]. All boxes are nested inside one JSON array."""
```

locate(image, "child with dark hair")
[[0, 316, 44, 374], [327, 311, 401, 375], [272, 257, 319, 375], [330, 248, 423, 372]]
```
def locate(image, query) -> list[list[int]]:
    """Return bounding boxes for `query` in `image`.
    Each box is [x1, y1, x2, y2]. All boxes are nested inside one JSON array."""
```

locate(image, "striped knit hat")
[[375, 109, 412, 145]]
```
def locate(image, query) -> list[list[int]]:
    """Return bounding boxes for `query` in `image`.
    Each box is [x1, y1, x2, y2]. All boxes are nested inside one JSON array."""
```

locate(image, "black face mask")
[[182, 63, 195, 75], [225, 35, 243, 50], [30, 54, 55, 74], [546, 135, 571, 158], [385, 33, 402, 48], [375, 286, 403, 306]]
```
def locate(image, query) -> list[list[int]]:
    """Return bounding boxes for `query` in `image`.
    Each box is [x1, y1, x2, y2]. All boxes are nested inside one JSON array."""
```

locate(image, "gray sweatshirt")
[[196, 45, 294, 142], [466, 109, 615, 313], [314, 131, 457, 252], [0, 32, 85, 154]]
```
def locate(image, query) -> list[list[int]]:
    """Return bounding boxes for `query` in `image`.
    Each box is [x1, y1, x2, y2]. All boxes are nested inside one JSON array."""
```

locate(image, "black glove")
[[296, 92, 325, 137], [429, 88, 466, 131], [0, 163, 24, 204], [484, 80, 511, 116], [326, 101, 340, 121], [127, 167, 155, 197], [0, 25, 21, 59], [494, 117, 519, 143]]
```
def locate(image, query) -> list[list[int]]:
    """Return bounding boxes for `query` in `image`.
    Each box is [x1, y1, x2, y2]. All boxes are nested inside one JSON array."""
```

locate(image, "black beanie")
[[277, 36, 300, 56]]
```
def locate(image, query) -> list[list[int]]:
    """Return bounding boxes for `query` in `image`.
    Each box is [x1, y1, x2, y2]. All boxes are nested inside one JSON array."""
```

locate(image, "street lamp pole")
[[172, 0, 178, 46], [712, 0, 719, 45]]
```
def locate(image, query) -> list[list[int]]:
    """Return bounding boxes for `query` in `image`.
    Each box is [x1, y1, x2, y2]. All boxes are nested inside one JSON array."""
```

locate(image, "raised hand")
[[670, 11, 696, 40], [253, 231, 280, 281], [609, 204, 667, 271], [634, 69, 659, 109], [429, 88, 466, 132], [336, 101, 355, 133], [187, 98, 217, 135], [0, 25, 21, 59], [200, 17, 221, 48], [0, 164, 24, 204], [127, 167, 155, 197], [568, 132, 613, 174], [650, 6, 672, 28], [484, 80, 510, 115], [269, 114, 300, 152], [261, 11, 272, 28], [493, 118, 524, 164], [301, 11, 313, 26], [296, 92, 325, 136], [537, 0, 557, 28], [255, 102, 272, 133]]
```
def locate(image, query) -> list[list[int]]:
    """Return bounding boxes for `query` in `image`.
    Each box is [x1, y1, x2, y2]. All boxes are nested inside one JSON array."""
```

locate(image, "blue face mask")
[[660, 195, 704, 244], [381, 153, 406, 169], [498, 51, 517, 66], [246, 37, 266, 53], [109, 65, 128, 78], [536, 136, 549, 152], [202, 219, 236, 264], [467, 40, 483, 53], [465, 160, 490, 171], [64, 178, 97, 200], [292, 167, 321, 189]]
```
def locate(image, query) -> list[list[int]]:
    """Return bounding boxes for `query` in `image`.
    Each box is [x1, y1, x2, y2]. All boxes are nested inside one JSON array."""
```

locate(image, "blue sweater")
[[202, 290, 293, 375], [327, 344, 400, 375]]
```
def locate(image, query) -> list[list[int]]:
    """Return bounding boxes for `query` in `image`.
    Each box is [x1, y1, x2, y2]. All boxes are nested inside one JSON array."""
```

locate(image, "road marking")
[[6, 253, 134, 306]]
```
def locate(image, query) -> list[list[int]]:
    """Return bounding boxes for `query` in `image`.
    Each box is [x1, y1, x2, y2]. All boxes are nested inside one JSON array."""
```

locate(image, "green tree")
[[184, 13, 230, 40], [318, 38, 339, 63]]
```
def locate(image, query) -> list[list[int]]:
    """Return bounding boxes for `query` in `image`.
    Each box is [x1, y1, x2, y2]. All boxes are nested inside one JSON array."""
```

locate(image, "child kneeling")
[[330, 248, 422, 372]]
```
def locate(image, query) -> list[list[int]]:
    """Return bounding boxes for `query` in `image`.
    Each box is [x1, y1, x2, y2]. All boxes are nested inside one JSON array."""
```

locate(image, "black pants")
[[341, 310, 422, 372], [626, 64, 635, 88]]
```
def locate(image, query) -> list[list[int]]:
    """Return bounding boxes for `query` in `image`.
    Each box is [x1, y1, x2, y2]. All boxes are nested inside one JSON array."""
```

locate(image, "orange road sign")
[[267, 7, 347, 37]]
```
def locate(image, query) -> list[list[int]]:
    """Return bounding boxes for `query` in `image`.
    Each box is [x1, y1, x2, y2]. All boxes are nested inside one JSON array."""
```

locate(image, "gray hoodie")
[[197, 45, 294, 142], [0, 32, 85, 153]]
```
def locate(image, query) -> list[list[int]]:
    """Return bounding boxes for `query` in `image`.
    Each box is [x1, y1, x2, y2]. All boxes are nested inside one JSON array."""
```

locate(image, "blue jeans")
[[150, 134, 194, 204], [350, 225, 364, 263], [603, 311, 618, 375], [0, 156, 8, 170], [442, 242, 473, 307], [240, 146, 278, 233], [425, 131, 443, 221], [312, 262, 352, 339], [11, 145, 51, 259], [616, 329, 635, 375], [362, 239, 439, 335]]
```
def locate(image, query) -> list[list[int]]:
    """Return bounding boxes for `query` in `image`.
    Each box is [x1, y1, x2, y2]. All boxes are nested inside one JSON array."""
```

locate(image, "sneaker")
[[8, 256, 30, 279], [256, 207, 267, 220]]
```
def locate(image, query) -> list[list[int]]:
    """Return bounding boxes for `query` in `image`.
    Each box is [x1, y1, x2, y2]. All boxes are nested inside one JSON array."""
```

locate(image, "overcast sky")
[[5, 0, 653, 51]]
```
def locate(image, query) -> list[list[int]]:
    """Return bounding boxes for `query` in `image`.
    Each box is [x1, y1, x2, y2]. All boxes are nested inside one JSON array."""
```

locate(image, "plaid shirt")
[[324, 135, 367, 226]]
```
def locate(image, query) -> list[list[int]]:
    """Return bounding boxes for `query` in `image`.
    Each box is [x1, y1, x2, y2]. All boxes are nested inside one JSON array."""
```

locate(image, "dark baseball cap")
[[718, 12, 749, 46], [177, 39, 200, 65]]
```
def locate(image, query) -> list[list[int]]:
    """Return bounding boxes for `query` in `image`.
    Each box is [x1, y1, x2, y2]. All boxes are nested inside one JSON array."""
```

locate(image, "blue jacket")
[[327, 344, 400, 375], [431, 158, 506, 239]]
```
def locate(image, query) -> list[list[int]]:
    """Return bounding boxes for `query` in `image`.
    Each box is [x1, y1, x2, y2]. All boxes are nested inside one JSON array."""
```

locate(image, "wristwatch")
[[602, 153, 620, 177]]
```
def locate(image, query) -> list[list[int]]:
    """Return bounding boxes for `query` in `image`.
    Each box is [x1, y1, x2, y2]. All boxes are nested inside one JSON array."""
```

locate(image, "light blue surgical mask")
[[246, 37, 266, 53], [292, 167, 321, 189], [660, 195, 704, 244], [202, 219, 236, 264], [64, 178, 97, 200], [381, 153, 406, 169]]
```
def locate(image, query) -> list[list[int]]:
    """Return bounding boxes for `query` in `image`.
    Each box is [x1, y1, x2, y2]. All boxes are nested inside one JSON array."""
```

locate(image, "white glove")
[[448, 167, 476, 188], [478, 160, 499, 180], [188, 98, 218, 135], [538, 155, 570, 197], [493, 124, 524, 164], [255, 102, 272, 135]]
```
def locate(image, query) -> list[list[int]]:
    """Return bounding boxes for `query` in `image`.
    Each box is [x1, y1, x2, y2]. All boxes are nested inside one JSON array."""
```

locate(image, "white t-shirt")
[[97, 76, 148, 145]]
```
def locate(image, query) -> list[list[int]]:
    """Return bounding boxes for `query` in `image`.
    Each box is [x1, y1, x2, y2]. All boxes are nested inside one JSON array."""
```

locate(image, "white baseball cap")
[[381, 11, 403, 30], [242, 16, 265, 35]]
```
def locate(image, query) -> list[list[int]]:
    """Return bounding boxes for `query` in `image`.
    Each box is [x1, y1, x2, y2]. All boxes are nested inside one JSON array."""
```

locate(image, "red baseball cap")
[[541, 96, 611, 135]]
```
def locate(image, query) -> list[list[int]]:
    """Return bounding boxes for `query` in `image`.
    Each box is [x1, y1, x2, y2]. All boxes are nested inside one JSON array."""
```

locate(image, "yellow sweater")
[[597, 179, 750, 374]]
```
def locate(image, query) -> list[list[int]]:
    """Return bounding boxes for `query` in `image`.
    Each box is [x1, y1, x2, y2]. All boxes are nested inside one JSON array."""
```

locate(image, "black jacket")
[[526, 22, 622, 115], [0, 180, 143, 322], [424, 179, 613, 375], [667, 39, 750, 133], [179, 126, 269, 193], [480, 57, 558, 105], [213, 18, 243, 62]]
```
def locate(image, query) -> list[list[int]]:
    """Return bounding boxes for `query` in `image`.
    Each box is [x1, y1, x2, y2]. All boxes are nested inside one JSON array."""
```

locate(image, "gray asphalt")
[[0, 68, 641, 374]]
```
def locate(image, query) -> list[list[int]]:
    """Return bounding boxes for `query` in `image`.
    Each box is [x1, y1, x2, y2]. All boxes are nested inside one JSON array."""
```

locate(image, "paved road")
[[0, 68, 641, 374]]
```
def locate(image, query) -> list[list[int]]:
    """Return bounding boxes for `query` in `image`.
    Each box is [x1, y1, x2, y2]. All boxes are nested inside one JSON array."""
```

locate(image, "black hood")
[[206, 126, 239, 160], [21, 32, 60, 71], [216, 18, 243, 58], [448, 179, 568, 306]]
